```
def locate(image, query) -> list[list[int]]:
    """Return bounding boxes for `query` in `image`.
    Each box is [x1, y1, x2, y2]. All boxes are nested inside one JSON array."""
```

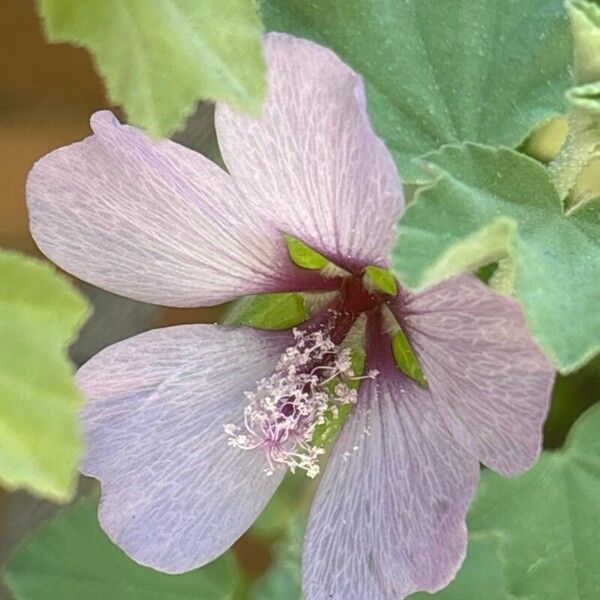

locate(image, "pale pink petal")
[[393, 275, 555, 476], [78, 324, 292, 573], [215, 33, 403, 273], [28, 111, 324, 307], [302, 316, 479, 600]]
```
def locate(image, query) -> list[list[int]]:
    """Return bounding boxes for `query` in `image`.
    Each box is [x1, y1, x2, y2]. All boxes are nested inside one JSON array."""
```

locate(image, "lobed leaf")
[[37, 0, 266, 136], [392, 144, 600, 373], [261, 0, 571, 183], [4, 496, 241, 600], [412, 402, 600, 599], [466, 403, 600, 599], [409, 535, 508, 600], [0, 251, 90, 502]]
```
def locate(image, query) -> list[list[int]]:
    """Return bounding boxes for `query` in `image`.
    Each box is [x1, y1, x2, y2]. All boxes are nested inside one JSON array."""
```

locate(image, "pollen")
[[224, 328, 377, 478]]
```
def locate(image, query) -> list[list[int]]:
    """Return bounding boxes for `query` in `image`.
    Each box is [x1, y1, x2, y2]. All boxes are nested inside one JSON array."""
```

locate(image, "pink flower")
[[27, 34, 554, 599]]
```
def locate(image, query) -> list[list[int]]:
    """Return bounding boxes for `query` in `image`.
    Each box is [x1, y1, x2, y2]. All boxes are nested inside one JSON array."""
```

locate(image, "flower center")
[[225, 276, 383, 478]]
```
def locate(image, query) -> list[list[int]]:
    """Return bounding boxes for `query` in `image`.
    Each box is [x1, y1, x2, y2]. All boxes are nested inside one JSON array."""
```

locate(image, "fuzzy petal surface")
[[302, 316, 479, 600], [28, 111, 322, 307], [395, 275, 555, 475], [215, 33, 403, 273], [78, 324, 292, 573]]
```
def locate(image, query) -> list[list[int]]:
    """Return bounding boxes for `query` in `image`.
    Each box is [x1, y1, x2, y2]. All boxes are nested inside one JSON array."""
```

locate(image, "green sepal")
[[391, 329, 428, 388], [222, 292, 307, 330], [364, 265, 398, 296], [284, 234, 329, 270]]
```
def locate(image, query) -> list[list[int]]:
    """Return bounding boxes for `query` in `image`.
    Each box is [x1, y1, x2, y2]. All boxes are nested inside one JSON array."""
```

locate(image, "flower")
[[27, 33, 554, 600]]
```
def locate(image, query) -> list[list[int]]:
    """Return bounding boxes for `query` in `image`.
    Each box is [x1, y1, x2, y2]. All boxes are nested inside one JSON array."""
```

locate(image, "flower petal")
[[302, 317, 479, 600], [78, 324, 292, 573], [215, 33, 403, 273], [395, 275, 555, 475], [28, 111, 322, 307]]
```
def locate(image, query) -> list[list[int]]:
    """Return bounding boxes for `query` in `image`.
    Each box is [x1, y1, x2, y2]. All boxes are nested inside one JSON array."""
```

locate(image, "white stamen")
[[224, 328, 375, 478]]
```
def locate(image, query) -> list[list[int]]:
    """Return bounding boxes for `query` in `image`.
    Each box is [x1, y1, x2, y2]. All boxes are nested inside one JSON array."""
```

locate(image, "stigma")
[[224, 327, 377, 478]]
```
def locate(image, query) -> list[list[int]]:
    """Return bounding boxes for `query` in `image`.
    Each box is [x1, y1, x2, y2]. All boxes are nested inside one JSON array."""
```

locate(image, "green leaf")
[[284, 234, 329, 270], [409, 535, 508, 600], [37, 0, 266, 137], [261, 0, 571, 183], [0, 251, 90, 502], [464, 403, 600, 599], [223, 292, 307, 330], [4, 496, 241, 600], [411, 403, 600, 599], [391, 329, 427, 388], [364, 265, 397, 296], [391, 143, 600, 373]]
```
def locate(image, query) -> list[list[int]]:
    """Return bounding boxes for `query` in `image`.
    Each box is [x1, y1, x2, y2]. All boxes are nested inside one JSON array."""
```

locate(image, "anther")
[[224, 328, 377, 477]]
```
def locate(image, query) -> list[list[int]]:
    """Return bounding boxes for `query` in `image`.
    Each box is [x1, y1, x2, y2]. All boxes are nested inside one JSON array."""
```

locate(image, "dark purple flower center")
[[313, 274, 386, 346]]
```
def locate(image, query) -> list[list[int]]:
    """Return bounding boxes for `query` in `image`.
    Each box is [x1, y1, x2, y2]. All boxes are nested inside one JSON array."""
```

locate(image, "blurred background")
[[0, 3, 232, 594]]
